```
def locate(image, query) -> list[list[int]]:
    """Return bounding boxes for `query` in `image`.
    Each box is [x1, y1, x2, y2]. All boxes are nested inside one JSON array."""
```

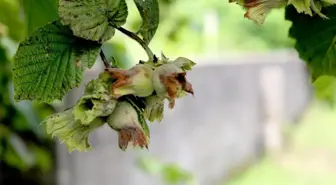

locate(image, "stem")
[[115, 27, 156, 62], [100, 50, 111, 68]]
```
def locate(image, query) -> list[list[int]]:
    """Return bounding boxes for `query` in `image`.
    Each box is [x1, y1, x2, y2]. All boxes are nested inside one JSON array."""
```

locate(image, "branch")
[[115, 27, 156, 63], [100, 50, 111, 68]]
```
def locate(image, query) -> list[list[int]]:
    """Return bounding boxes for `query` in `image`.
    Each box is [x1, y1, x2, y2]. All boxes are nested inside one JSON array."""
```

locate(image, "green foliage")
[[283, 5, 336, 103], [133, 0, 160, 44], [0, 0, 25, 41], [43, 109, 105, 152], [286, 5, 336, 79], [142, 0, 293, 56], [137, 156, 195, 185], [7, 0, 336, 151], [13, 21, 101, 103], [59, 0, 128, 43], [42, 77, 115, 151], [1, 30, 54, 185], [11, 0, 197, 152], [3, 1, 336, 184], [101, 42, 132, 69], [230, 0, 336, 103], [21, 0, 58, 35], [313, 76, 336, 105]]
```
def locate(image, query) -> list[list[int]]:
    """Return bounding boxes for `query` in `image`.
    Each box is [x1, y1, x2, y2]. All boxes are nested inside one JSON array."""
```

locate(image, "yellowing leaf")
[[243, 0, 288, 25], [288, 0, 312, 16]]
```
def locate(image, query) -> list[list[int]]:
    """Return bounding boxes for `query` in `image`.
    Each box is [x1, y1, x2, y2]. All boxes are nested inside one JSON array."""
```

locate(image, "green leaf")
[[21, 0, 58, 35], [58, 0, 128, 43], [136, 156, 163, 174], [173, 57, 196, 71], [133, 0, 160, 44], [313, 75, 336, 105], [286, 5, 336, 78], [0, 0, 25, 41], [162, 164, 193, 184], [13, 21, 101, 103], [31, 145, 53, 172]]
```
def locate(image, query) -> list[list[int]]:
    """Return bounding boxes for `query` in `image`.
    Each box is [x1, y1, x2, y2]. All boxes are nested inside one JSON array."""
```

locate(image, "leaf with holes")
[[13, 21, 101, 103], [58, 0, 128, 43], [133, 0, 159, 44], [286, 6, 336, 79]]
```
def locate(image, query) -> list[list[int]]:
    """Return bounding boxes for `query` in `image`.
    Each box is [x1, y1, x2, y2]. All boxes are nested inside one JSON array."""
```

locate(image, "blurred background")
[[1, 0, 336, 185]]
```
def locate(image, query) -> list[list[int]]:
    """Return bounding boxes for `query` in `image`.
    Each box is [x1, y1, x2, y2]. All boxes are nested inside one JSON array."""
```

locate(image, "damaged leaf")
[[72, 95, 116, 125], [73, 78, 117, 125], [173, 57, 196, 72], [288, 0, 312, 16], [243, 0, 288, 25], [230, 0, 336, 25], [59, 0, 128, 43], [42, 109, 105, 152]]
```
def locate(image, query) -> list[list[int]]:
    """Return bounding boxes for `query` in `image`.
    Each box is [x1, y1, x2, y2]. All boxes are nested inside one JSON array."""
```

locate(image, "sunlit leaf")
[[313, 75, 336, 105]]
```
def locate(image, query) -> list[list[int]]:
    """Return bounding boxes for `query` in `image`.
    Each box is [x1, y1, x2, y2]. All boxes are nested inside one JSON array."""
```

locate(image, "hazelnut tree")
[[12, 0, 336, 152]]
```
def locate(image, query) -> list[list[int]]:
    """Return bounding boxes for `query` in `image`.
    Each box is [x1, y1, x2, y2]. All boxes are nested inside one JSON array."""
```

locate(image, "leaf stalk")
[[115, 27, 156, 63], [100, 50, 111, 68]]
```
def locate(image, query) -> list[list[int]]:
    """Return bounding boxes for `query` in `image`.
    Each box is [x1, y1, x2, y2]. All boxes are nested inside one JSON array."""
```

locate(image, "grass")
[[224, 102, 336, 185]]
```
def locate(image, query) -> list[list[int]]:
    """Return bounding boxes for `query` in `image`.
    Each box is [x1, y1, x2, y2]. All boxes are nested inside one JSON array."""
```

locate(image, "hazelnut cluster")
[[42, 55, 195, 152]]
